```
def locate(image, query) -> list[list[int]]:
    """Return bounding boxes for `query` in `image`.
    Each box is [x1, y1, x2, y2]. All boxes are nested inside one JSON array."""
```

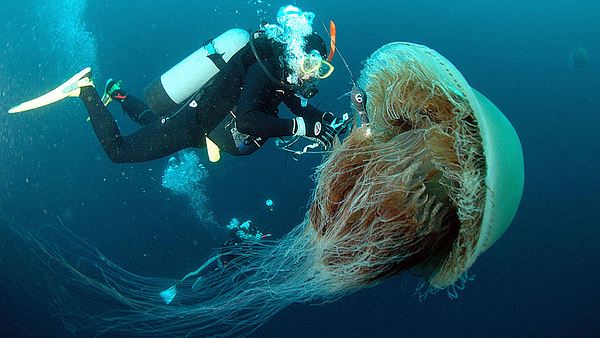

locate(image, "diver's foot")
[[101, 78, 127, 107], [62, 68, 94, 98]]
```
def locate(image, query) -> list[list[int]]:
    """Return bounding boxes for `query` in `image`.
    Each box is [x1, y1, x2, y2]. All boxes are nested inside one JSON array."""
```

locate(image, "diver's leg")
[[121, 95, 159, 126], [103, 79, 159, 126], [80, 85, 203, 163]]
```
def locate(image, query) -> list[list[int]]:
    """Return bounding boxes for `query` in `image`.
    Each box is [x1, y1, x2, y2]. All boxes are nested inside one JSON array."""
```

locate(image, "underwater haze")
[[1, 0, 599, 337]]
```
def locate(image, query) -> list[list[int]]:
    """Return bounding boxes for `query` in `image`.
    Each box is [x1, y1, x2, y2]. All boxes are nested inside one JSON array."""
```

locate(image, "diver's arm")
[[235, 63, 296, 138], [281, 92, 339, 148], [80, 86, 203, 163], [282, 94, 327, 122]]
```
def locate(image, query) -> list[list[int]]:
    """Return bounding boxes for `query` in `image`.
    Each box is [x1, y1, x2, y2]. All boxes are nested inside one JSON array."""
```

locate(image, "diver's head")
[[283, 32, 333, 100], [304, 33, 328, 59], [292, 35, 333, 99], [265, 4, 334, 89], [297, 33, 333, 81]]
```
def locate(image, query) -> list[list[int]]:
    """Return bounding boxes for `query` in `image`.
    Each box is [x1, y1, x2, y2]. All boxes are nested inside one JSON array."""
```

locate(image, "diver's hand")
[[293, 117, 337, 150], [311, 123, 337, 149], [322, 112, 337, 125], [323, 112, 352, 140]]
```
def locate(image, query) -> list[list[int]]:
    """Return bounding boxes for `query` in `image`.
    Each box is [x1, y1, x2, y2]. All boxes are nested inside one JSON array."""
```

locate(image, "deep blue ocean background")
[[1, 0, 598, 337]]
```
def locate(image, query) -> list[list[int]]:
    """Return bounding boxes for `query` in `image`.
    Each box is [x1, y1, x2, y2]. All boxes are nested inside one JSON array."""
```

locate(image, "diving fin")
[[8, 67, 93, 114], [160, 254, 223, 303], [206, 136, 221, 162], [159, 285, 178, 305]]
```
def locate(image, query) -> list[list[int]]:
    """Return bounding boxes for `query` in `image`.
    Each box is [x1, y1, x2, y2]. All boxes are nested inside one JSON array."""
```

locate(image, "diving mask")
[[299, 50, 334, 80]]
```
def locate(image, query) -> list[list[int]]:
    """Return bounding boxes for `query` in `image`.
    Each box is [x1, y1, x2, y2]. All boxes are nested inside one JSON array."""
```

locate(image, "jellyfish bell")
[[307, 42, 524, 292]]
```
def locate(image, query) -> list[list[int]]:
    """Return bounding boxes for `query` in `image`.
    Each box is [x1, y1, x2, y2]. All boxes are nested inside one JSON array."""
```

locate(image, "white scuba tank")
[[144, 28, 250, 115]]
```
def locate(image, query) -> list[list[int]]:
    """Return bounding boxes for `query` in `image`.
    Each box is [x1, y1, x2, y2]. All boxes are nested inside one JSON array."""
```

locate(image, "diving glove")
[[293, 117, 337, 150]]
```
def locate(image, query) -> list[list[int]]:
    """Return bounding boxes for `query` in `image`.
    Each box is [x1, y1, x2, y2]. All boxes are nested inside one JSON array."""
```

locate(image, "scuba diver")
[[220, 218, 270, 265], [159, 218, 270, 304], [8, 5, 347, 163]]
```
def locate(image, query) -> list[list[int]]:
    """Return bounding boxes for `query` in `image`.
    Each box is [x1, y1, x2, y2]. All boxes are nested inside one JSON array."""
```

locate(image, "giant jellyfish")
[[1, 42, 524, 337]]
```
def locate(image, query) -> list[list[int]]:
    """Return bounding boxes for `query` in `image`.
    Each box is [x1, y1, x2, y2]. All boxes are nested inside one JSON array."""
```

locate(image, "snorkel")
[[319, 21, 371, 132]]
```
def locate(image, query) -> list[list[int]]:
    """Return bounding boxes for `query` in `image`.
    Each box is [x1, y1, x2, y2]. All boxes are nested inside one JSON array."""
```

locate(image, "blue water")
[[1, 0, 598, 336]]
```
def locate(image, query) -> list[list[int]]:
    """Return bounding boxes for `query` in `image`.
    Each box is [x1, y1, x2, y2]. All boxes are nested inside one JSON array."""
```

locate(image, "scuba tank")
[[144, 28, 250, 116], [142, 28, 276, 160]]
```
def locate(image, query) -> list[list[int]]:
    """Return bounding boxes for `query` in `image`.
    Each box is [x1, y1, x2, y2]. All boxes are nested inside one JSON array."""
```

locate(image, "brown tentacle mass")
[[307, 43, 485, 290]]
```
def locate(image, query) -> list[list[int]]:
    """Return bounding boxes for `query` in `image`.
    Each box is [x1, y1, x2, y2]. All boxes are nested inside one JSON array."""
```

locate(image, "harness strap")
[[250, 31, 300, 93], [206, 41, 228, 70]]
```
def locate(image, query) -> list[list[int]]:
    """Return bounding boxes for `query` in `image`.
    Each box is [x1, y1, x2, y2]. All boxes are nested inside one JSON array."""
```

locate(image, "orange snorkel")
[[327, 20, 337, 62], [322, 20, 370, 129]]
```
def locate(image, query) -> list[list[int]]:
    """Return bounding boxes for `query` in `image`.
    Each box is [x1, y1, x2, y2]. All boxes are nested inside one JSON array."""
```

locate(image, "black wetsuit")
[[80, 36, 326, 163]]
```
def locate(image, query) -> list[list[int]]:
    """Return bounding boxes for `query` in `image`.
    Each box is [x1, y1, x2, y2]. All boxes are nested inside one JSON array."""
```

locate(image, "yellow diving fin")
[[205, 136, 221, 163], [8, 67, 93, 114]]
